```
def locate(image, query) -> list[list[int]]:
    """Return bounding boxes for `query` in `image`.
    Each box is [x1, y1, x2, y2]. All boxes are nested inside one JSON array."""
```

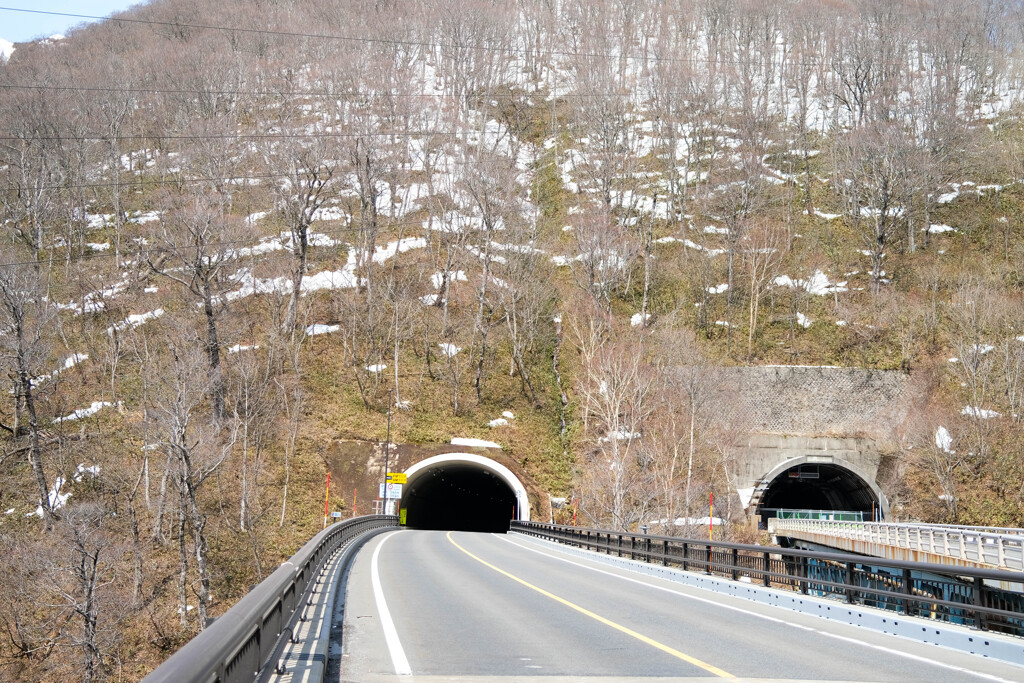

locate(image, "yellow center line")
[[445, 531, 735, 679]]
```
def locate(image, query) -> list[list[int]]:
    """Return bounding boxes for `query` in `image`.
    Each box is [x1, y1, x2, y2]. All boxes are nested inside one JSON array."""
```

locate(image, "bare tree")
[[573, 321, 658, 531], [834, 124, 914, 294], [742, 221, 788, 357], [148, 335, 228, 629], [271, 136, 338, 333], [0, 262, 56, 529], [148, 192, 243, 419]]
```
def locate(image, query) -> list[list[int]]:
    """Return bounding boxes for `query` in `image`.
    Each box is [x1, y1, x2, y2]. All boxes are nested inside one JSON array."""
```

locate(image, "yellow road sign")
[[386, 472, 407, 484]]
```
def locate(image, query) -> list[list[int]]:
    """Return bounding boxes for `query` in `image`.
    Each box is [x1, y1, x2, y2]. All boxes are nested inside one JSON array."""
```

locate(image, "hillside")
[[1, 0, 1023, 679]]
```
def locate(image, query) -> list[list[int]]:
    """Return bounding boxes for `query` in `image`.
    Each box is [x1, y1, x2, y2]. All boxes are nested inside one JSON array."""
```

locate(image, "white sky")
[[1, 2, 144, 43]]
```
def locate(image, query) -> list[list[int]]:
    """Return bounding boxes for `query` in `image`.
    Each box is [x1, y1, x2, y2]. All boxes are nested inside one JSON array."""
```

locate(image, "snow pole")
[[323, 472, 331, 529], [352, 488, 357, 518], [709, 491, 714, 541]]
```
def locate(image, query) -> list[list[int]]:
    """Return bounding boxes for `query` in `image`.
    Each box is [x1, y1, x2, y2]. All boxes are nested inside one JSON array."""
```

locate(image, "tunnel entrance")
[[401, 454, 530, 533], [756, 460, 884, 525]]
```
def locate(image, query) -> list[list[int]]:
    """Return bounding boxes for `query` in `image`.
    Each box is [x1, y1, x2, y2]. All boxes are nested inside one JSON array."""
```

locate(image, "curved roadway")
[[331, 529, 1024, 682]]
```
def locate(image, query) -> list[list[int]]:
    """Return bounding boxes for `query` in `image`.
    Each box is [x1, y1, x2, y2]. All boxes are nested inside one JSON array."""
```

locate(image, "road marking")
[[501, 534, 1018, 683], [446, 531, 734, 678], [371, 532, 412, 676]]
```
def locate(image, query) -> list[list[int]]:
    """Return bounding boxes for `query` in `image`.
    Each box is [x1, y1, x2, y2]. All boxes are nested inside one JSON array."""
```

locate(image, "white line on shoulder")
[[371, 532, 412, 676]]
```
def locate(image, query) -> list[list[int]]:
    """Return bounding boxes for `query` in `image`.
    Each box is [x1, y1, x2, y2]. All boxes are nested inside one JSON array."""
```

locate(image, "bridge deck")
[[769, 518, 1024, 574]]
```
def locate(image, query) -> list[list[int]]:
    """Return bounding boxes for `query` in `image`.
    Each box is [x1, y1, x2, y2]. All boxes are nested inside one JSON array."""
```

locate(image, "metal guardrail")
[[511, 521, 1024, 636], [144, 515, 398, 683], [769, 519, 1024, 571]]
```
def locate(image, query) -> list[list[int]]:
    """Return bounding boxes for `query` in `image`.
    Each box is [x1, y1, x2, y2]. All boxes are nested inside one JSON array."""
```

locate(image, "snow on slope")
[[0, 38, 14, 62]]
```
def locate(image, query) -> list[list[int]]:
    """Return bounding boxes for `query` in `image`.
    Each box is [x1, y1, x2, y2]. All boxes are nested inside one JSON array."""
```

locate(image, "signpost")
[[379, 483, 403, 499]]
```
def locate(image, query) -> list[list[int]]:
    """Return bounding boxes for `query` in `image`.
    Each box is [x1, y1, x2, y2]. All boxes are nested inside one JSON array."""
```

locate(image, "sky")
[[1, 2, 143, 43]]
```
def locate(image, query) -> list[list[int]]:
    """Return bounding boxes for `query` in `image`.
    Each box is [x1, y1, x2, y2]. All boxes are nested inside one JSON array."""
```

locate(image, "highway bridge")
[[145, 517, 1024, 683]]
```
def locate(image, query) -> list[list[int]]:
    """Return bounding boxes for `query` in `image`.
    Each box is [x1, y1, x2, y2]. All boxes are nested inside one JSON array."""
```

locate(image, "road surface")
[[331, 529, 1024, 681]]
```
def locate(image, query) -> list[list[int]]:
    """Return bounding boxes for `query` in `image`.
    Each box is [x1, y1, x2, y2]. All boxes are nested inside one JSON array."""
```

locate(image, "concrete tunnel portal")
[[400, 454, 531, 533]]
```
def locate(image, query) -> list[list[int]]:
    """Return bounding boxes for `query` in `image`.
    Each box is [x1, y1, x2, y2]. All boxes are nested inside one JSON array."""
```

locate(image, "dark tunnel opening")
[[402, 463, 517, 532], [757, 463, 880, 525]]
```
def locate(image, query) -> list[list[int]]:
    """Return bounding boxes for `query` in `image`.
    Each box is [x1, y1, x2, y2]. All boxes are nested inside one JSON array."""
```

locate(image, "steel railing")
[[511, 521, 1024, 636], [144, 514, 398, 683], [768, 518, 1024, 571]]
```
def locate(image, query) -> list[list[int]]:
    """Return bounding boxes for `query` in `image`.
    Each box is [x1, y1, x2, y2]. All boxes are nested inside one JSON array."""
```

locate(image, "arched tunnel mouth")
[[756, 463, 881, 523], [402, 462, 519, 533]]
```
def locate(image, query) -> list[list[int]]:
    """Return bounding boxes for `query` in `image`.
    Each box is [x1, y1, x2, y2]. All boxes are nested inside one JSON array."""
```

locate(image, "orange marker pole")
[[352, 488, 358, 518], [323, 472, 331, 528], [708, 491, 714, 541]]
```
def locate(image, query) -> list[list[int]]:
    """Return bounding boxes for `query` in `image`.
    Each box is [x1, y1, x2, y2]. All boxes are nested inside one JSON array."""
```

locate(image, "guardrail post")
[[731, 548, 739, 581], [617, 533, 623, 557], [845, 561, 856, 604], [799, 556, 809, 595], [901, 568, 914, 617], [662, 539, 668, 567], [705, 544, 712, 575], [972, 576, 986, 631], [762, 551, 771, 587], [645, 536, 652, 563], [681, 542, 688, 572]]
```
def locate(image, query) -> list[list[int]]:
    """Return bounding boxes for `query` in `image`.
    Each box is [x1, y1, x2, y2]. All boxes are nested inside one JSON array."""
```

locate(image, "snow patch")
[[74, 463, 101, 482], [488, 418, 509, 427], [57, 401, 118, 423], [32, 477, 71, 517], [935, 426, 954, 453], [630, 312, 650, 327], [107, 309, 164, 335], [774, 270, 847, 296], [371, 237, 427, 264], [32, 353, 88, 387], [438, 343, 461, 358], [227, 344, 259, 354], [305, 324, 339, 336], [0, 38, 15, 62], [796, 312, 813, 328], [450, 437, 501, 449], [962, 406, 1001, 419], [366, 364, 387, 373]]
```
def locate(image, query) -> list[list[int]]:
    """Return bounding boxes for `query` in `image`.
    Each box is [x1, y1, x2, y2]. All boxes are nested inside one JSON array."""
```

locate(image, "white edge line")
[[500, 534, 1017, 683], [371, 532, 412, 676]]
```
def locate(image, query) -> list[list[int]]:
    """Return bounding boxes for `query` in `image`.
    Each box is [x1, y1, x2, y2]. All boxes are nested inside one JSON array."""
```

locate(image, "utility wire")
[[0, 82, 682, 100], [0, 5, 830, 68], [0, 129, 517, 143]]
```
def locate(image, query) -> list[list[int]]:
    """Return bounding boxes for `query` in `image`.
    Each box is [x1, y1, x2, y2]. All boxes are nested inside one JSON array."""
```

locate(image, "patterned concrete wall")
[[717, 366, 913, 443]]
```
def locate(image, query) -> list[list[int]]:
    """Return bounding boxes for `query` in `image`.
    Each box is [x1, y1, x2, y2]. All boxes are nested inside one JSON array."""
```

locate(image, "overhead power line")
[[0, 81, 699, 100], [0, 5, 829, 69], [0, 129, 515, 143]]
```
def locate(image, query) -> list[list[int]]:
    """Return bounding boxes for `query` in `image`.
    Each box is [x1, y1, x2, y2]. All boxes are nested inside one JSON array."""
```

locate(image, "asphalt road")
[[332, 529, 1024, 682]]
